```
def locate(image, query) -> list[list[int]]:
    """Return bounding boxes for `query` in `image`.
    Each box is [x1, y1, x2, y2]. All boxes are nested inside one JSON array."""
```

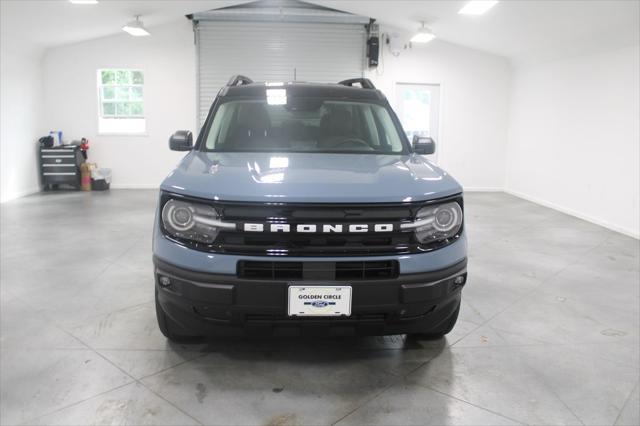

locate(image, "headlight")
[[414, 201, 463, 244], [161, 199, 221, 244]]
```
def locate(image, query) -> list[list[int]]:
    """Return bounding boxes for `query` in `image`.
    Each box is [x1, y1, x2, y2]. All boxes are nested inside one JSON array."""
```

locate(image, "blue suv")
[[153, 76, 467, 340]]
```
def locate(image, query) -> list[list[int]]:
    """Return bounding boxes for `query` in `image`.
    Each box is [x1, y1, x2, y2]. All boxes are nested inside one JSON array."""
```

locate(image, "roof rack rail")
[[227, 75, 253, 87], [338, 78, 376, 89]]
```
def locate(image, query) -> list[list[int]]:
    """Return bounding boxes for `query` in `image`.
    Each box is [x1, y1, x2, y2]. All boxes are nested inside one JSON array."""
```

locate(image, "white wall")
[[43, 20, 196, 188], [367, 34, 512, 191], [506, 45, 640, 238], [42, 22, 511, 191], [0, 43, 45, 202]]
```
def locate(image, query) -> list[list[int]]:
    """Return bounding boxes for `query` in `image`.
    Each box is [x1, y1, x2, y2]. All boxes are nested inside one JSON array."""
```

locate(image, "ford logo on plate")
[[311, 300, 329, 308]]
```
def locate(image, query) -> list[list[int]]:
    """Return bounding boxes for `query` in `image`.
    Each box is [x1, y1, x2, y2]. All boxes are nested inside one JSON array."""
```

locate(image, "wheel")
[[155, 292, 203, 343], [411, 304, 460, 340]]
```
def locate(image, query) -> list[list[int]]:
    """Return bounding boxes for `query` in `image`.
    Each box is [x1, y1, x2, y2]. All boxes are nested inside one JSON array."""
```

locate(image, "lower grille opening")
[[335, 261, 399, 280], [238, 260, 399, 280], [239, 261, 304, 280]]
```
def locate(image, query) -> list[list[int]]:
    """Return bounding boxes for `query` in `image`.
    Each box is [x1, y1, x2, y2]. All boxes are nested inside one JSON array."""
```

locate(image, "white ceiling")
[[1, 0, 638, 65], [314, 0, 640, 64], [0, 1, 250, 49]]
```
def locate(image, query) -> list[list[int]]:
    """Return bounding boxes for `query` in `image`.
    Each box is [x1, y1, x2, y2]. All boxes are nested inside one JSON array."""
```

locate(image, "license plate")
[[288, 286, 352, 317]]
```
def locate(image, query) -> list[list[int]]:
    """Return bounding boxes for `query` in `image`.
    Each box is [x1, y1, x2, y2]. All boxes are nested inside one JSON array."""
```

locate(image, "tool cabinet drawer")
[[41, 155, 77, 165]]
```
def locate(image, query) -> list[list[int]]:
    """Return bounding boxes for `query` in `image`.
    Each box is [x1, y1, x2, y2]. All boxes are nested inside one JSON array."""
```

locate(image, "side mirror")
[[169, 130, 193, 151], [412, 135, 436, 155]]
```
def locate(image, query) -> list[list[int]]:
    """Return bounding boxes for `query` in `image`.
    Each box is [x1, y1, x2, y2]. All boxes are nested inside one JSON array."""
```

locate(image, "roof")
[[220, 81, 387, 101]]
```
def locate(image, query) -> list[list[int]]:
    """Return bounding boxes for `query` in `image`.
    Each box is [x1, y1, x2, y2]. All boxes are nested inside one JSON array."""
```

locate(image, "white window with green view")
[[97, 69, 146, 134]]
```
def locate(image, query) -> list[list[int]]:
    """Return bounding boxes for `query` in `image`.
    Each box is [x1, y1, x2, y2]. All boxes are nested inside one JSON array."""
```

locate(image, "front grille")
[[216, 201, 419, 256], [160, 193, 463, 256], [238, 260, 399, 280]]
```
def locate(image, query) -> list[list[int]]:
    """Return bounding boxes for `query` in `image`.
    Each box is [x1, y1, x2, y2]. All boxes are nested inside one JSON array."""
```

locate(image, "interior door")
[[395, 83, 441, 164]]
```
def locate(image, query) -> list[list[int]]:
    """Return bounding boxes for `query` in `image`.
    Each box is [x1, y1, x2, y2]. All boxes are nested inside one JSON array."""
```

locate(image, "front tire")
[[411, 304, 460, 339], [155, 292, 202, 343]]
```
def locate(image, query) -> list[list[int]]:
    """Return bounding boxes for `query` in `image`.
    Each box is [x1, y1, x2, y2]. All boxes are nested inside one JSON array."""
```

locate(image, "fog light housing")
[[159, 276, 172, 287], [453, 275, 466, 285]]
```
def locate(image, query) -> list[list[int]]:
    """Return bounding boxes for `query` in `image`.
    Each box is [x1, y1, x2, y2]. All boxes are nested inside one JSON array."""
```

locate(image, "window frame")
[[394, 82, 442, 163], [97, 69, 147, 136]]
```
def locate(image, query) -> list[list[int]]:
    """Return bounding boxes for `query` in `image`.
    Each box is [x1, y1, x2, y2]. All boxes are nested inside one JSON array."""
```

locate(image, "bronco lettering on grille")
[[242, 223, 395, 233]]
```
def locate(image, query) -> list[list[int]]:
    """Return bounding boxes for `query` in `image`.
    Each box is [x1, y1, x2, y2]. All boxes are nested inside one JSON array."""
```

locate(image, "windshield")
[[202, 98, 407, 154]]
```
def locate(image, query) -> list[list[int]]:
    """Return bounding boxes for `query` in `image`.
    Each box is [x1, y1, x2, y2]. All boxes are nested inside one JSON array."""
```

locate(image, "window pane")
[[115, 87, 130, 101], [373, 106, 404, 151], [116, 70, 130, 84], [102, 86, 115, 100], [132, 71, 144, 84], [97, 69, 145, 127], [131, 86, 143, 101], [130, 102, 144, 116], [102, 102, 115, 116], [101, 70, 115, 85], [204, 100, 404, 153], [116, 103, 131, 116], [399, 87, 432, 138]]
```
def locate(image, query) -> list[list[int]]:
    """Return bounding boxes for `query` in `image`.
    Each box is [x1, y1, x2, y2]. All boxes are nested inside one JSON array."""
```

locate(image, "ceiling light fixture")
[[458, 1, 498, 15], [69, 0, 99, 4], [410, 22, 436, 44], [122, 15, 150, 37]]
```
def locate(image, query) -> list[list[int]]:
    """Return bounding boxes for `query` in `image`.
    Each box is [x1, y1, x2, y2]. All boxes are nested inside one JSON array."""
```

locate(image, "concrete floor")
[[1, 190, 638, 426]]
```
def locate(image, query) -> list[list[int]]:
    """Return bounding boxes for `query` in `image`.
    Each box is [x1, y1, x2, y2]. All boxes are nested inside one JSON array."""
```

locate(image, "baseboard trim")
[[109, 184, 159, 189], [505, 189, 639, 239], [0, 186, 40, 203], [464, 187, 504, 192]]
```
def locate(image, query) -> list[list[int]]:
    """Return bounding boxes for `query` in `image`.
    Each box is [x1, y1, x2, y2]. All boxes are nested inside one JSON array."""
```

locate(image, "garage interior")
[[1, 1, 639, 425]]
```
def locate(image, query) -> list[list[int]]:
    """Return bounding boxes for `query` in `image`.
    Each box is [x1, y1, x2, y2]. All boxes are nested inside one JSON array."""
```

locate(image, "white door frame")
[[393, 81, 445, 165]]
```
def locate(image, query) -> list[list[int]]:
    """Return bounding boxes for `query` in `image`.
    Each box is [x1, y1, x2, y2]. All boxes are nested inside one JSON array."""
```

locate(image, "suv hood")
[[161, 152, 462, 203]]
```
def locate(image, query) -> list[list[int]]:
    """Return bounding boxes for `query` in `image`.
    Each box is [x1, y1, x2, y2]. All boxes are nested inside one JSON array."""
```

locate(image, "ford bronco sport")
[[153, 76, 467, 341]]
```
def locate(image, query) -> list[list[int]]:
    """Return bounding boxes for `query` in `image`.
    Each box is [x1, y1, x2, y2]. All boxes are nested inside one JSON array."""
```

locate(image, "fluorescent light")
[[69, 0, 99, 4], [122, 26, 150, 37], [459, 1, 498, 15], [411, 23, 436, 44], [411, 31, 436, 43], [122, 16, 150, 37]]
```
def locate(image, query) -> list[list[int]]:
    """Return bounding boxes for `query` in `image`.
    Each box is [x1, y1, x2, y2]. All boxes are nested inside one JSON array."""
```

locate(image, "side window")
[[97, 69, 145, 134]]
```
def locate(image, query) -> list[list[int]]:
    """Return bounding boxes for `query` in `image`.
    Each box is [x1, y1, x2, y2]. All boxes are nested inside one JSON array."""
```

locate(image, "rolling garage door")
[[194, 19, 367, 125]]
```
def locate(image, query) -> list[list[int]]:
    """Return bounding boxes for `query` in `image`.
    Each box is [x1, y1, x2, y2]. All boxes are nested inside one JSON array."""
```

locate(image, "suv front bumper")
[[154, 256, 467, 337]]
